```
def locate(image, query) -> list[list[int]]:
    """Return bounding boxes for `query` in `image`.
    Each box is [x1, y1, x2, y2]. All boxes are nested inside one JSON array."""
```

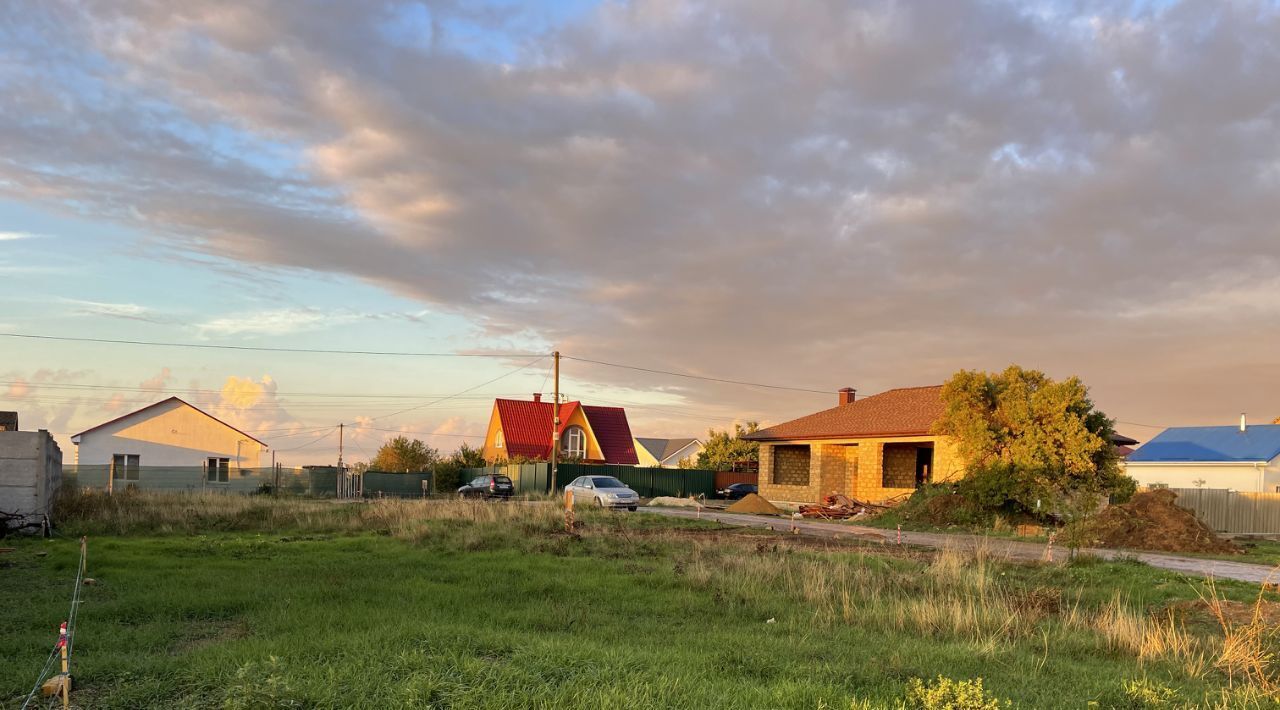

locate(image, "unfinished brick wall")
[[815, 444, 856, 498], [758, 443, 820, 502], [772, 445, 811, 485], [882, 445, 918, 489]]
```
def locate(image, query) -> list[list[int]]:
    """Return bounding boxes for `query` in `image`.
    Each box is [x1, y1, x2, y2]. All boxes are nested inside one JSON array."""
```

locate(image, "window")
[[494, 430, 504, 449], [771, 446, 811, 486], [111, 454, 140, 481], [206, 457, 230, 483], [562, 426, 586, 458]]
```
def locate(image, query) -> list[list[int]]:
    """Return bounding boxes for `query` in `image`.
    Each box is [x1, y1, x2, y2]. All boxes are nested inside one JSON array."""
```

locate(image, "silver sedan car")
[[565, 475, 640, 511]]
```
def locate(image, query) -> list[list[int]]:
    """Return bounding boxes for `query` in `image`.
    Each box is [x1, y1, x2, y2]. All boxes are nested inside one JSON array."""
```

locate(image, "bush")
[[905, 676, 1009, 709]]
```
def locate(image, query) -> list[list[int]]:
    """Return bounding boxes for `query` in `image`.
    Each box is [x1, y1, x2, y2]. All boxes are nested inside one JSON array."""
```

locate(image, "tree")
[[933, 365, 1128, 503], [432, 442, 489, 493], [695, 422, 760, 471], [370, 436, 439, 472]]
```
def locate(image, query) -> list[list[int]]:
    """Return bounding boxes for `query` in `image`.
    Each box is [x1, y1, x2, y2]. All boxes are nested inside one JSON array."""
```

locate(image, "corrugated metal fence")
[[461, 463, 720, 498], [63, 465, 433, 499], [1168, 488, 1280, 534]]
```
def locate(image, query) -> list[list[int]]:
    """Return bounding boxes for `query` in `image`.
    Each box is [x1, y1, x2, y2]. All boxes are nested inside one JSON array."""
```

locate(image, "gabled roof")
[[1126, 425, 1280, 463], [70, 396, 267, 446], [745, 386, 944, 441], [493, 398, 638, 464], [635, 437, 700, 463]]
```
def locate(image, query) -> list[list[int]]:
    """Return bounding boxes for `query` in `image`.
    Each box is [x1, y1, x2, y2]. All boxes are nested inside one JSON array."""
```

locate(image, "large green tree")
[[933, 365, 1124, 497], [370, 436, 439, 472], [695, 422, 760, 471]]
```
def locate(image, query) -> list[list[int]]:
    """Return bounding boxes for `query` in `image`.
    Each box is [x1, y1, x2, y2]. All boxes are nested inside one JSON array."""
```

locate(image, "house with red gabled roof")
[[481, 394, 638, 465], [743, 386, 966, 504]]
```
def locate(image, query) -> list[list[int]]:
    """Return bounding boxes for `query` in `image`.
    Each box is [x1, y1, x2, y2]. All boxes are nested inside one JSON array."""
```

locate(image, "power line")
[[273, 427, 338, 452], [0, 332, 545, 359], [0, 381, 533, 400], [560, 355, 833, 395], [366, 356, 548, 421]]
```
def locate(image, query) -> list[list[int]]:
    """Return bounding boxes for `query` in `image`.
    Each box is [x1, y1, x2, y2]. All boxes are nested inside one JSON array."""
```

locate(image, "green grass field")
[[2, 492, 1278, 709]]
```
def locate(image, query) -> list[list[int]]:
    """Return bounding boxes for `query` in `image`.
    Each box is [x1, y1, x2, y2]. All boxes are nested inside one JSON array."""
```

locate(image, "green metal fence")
[[363, 471, 434, 498], [459, 463, 718, 498]]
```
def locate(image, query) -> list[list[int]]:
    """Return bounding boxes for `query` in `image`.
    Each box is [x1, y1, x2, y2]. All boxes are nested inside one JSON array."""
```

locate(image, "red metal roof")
[[493, 398, 638, 464], [745, 386, 945, 441], [581, 405, 638, 464]]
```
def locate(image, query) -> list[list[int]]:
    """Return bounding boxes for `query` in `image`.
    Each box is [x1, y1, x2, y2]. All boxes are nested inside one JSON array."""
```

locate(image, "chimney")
[[838, 387, 856, 406], [1240, 413, 1247, 432], [533, 393, 542, 403]]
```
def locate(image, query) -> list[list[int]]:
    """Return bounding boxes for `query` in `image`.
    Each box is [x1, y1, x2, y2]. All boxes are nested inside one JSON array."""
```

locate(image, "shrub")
[[904, 676, 1009, 710]]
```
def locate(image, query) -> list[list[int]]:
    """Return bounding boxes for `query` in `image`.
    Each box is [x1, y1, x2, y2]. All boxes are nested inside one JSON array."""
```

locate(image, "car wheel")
[[595, 497, 605, 507]]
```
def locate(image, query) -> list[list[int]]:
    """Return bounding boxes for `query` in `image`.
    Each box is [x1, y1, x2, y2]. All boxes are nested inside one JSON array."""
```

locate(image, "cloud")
[[139, 367, 172, 392], [6, 378, 30, 399], [2, 1, 1280, 429], [0, 231, 43, 241], [61, 298, 168, 323], [193, 307, 438, 337]]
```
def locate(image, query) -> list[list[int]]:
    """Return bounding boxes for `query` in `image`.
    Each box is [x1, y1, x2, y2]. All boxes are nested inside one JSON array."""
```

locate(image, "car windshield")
[[591, 477, 626, 489]]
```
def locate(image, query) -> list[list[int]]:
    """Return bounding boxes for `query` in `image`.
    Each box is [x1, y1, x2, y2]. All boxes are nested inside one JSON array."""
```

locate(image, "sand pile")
[[726, 493, 783, 516], [1084, 489, 1240, 554]]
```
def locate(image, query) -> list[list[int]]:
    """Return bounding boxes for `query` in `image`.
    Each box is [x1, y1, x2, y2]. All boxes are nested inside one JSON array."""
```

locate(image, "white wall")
[[661, 441, 704, 467], [1124, 459, 1280, 493], [75, 399, 266, 468]]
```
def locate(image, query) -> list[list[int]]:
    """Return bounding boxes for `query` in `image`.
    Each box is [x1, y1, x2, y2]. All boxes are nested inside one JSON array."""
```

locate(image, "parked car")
[[717, 482, 757, 500], [565, 476, 639, 511], [457, 474, 514, 500]]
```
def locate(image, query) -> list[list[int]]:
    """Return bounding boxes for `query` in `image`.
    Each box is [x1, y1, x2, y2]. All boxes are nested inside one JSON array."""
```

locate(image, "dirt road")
[[640, 507, 1279, 585]]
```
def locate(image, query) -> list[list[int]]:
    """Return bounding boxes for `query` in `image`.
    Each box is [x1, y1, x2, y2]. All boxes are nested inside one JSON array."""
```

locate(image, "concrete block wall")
[[758, 436, 969, 505], [0, 430, 62, 528], [758, 443, 821, 502]]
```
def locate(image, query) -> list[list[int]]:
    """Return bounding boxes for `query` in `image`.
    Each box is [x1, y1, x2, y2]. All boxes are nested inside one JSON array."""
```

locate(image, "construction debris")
[[726, 493, 783, 516], [798, 494, 889, 519]]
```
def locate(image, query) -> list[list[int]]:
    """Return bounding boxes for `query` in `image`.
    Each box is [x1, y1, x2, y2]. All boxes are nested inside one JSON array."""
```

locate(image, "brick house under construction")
[[744, 385, 964, 504]]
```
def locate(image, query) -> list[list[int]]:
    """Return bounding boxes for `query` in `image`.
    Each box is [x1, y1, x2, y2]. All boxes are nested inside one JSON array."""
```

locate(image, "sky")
[[1, 0, 1279, 466]]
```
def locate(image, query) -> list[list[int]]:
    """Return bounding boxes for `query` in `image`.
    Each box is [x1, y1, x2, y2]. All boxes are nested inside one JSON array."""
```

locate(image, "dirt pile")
[[1083, 489, 1240, 554], [726, 493, 783, 516]]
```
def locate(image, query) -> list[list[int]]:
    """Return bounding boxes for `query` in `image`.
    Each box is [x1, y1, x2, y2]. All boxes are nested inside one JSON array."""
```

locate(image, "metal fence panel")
[[460, 463, 719, 497], [363, 471, 433, 498], [1167, 488, 1280, 534]]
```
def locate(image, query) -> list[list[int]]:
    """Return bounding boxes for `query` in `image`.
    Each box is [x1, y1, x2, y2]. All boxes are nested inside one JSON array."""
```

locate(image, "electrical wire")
[[0, 332, 546, 359], [272, 427, 338, 452], [366, 356, 548, 422]]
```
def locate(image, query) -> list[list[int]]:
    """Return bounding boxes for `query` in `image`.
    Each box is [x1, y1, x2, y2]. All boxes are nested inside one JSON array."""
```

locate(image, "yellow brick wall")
[[882, 445, 918, 489], [757, 436, 968, 505]]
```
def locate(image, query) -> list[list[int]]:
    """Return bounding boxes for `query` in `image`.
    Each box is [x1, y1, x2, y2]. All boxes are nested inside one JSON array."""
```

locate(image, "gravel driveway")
[[640, 507, 1280, 585]]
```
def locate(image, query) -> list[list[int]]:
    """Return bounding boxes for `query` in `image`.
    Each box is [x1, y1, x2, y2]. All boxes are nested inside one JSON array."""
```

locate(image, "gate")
[[337, 470, 363, 499]]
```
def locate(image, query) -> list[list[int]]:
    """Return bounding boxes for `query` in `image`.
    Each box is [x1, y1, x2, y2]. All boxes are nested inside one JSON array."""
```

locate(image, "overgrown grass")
[[1, 490, 1278, 708]]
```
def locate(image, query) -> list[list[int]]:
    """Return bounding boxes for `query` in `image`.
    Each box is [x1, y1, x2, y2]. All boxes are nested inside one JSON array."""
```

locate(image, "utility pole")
[[550, 351, 560, 494], [338, 423, 344, 470]]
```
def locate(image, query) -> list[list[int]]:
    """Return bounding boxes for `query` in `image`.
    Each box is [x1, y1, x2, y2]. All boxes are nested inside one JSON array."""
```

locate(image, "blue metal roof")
[[1127, 425, 1280, 463]]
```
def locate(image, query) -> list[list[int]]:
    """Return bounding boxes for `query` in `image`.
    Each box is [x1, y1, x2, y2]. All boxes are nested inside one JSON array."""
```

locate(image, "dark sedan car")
[[717, 482, 757, 500], [457, 474, 514, 499]]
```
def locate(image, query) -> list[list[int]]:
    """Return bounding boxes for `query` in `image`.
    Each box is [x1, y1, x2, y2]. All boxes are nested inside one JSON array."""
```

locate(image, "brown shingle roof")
[[745, 385, 944, 441]]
